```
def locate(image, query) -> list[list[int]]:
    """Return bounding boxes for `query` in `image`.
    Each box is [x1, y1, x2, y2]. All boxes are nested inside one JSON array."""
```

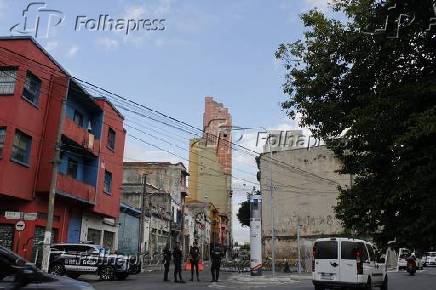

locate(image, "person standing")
[[163, 244, 171, 282], [172, 242, 185, 283], [210, 244, 223, 282], [190, 240, 201, 281]]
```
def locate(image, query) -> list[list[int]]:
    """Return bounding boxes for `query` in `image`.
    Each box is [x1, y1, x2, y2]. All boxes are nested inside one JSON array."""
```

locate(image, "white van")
[[423, 252, 436, 266], [312, 237, 387, 290]]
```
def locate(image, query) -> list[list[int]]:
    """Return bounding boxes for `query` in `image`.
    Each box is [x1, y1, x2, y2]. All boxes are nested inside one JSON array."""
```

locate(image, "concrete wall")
[[259, 146, 351, 267]]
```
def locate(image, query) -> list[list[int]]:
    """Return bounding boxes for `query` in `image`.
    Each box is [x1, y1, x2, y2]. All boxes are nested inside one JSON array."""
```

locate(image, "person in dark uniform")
[[163, 244, 171, 282], [172, 242, 185, 283], [189, 240, 201, 281], [210, 244, 223, 282]]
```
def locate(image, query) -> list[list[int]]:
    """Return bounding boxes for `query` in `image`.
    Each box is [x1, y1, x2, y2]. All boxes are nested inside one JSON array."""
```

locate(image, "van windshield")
[[315, 241, 338, 259]]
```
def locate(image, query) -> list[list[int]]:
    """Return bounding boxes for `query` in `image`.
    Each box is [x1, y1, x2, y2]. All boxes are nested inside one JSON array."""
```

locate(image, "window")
[[22, 71, 41, 105], [67, 158, 78, 179], [73, 110, 84, 127], [341, 241, 358, 260], [104, 170, 112, 193], [103, 231, 115, 249], [0, 127, 6, 158], [367, 244, 376, 262], [87, 228, 101, 245], [0, 67, 17, 95], [314, 241, 338, 259], [107, 128, 116, 150], [11, 130, 32, 165]]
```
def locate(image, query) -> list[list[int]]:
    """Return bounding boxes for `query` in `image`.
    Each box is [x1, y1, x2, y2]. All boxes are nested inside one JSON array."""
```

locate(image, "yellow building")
[[187, 97, 233, 250]]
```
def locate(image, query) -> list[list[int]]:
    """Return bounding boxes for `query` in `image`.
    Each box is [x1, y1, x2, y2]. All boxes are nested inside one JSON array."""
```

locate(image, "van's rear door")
[[314, 240, 340, 282], [339, 241, 358, 283]]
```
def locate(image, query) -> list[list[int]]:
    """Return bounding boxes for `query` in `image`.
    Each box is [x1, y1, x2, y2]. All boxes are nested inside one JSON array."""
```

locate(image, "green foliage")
[[276, 0, 436, 249], [237, 200, 250, 228]]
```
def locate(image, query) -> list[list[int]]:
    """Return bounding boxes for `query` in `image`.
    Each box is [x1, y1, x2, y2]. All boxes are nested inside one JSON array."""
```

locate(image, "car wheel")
[[116, 272, 129, 280], [99, 266, 115, 281], [49, 263, 65, 276], [380, 276, 388, 290]]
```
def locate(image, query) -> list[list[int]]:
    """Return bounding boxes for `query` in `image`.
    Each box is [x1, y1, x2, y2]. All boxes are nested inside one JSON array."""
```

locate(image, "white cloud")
[[44, 41, 59, 52], [116, 0, 173, 46], [304, 0, 331, 11], [97, 37, 119, 50], [66, 45, 79, 58], [124, 138, 182, 164]]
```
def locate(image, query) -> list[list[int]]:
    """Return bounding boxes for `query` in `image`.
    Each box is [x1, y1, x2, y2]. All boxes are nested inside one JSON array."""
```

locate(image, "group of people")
[[162, 241, 223, 283]]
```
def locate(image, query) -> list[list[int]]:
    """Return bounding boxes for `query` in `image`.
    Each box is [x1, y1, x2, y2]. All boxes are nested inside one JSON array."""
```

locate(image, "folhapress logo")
[[10, 2, 64, 38]]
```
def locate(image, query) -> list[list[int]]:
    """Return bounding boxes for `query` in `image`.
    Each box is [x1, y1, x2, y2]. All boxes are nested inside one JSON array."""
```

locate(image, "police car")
[[48, 243, 130, 281]]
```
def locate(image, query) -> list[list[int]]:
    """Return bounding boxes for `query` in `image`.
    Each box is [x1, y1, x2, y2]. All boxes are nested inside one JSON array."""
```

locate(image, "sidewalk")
[[228, 272, 312, 284]]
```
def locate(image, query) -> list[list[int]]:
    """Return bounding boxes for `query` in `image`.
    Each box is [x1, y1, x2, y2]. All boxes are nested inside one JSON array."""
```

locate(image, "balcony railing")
[[63, 117, 100, 156], [56, 173, 96, 204]]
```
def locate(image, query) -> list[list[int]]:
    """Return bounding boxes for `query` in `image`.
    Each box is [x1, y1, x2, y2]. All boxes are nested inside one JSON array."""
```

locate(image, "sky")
[[0, 0, 332, 243]]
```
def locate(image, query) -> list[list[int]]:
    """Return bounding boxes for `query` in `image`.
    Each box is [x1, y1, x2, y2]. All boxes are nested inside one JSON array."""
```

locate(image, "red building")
[[0, 36, 125, 261]]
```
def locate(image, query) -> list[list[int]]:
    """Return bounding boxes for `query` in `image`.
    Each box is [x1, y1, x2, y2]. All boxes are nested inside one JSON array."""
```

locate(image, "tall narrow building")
[[188, 97, 232, 252]]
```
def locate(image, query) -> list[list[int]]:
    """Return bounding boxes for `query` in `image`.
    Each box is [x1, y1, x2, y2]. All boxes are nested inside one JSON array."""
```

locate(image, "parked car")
[[398, 248, 423, 270], [48, 243, 130, 281], [423, 252, 436, 266], [0, 245, 95, 290], [312, 237, 387, 290]]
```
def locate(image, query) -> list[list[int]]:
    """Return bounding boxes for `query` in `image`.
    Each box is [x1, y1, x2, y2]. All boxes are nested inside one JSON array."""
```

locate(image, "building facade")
[[0, 37, 125, 260], [258, 146, 351, 270], [188, 97, 232, 251], [122, 162, 189, 254], [185, 200, 212, 260]]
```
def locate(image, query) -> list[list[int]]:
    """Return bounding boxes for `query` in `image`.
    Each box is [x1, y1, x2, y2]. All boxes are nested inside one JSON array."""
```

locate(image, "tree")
[[237, 200, 250, 227], [276, 0, 436, 249]]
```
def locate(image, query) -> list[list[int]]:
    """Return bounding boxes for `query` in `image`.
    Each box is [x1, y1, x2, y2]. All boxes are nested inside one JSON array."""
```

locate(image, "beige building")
[[122, 162, 189, 253], [258, 146, 352, 270]]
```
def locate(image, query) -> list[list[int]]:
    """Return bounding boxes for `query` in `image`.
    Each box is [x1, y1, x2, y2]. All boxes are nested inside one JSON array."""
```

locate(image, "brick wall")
[[203, 96, 232, 175]]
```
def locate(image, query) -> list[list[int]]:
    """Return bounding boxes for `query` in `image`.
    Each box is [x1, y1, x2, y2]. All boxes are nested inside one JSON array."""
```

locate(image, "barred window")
[[0, 67, 17, 95], [0, 127, 6, 158], [11, 130, 32, 165], [107, 127, 116, 150], [23, 71, 41, 105], [104, 170, 112, 194]]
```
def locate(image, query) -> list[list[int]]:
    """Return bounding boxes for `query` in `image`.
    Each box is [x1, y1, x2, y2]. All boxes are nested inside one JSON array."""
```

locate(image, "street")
[[83, 267, 436, 290]]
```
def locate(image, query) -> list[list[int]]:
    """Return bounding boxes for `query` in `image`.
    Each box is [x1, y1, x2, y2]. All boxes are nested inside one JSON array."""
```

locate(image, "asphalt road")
[[84, 267, 436, 290]]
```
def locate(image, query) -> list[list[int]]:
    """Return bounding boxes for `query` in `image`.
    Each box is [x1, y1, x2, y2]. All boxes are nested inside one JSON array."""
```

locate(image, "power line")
[[0, 45, 342, 186]]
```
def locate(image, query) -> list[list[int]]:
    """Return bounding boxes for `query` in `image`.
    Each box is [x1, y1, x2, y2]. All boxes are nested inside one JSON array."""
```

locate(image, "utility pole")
[[268, 133, 276, 278], [180, 193, 186, 254], [139, 174, 147, 254], [41, 78, 70, 273]]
